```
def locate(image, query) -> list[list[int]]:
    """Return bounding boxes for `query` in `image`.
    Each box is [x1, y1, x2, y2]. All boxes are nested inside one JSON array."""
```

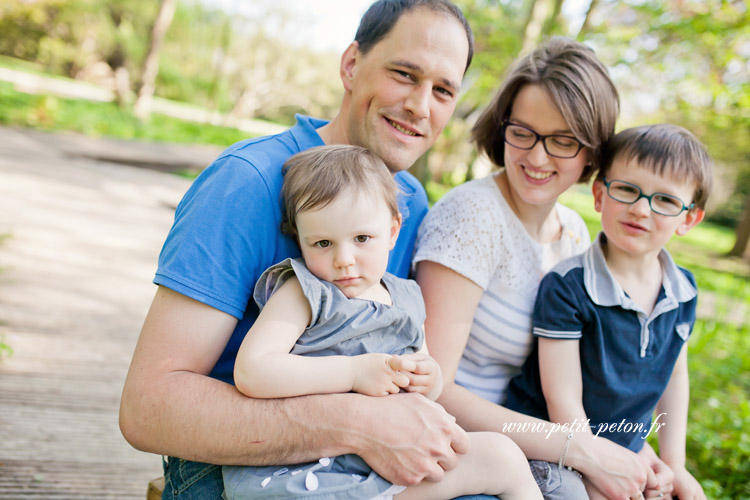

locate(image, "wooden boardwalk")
[[0, 127, 219, 499]]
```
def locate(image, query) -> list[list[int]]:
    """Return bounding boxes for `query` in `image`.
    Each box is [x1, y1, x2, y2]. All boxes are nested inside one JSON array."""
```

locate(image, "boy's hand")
[[392, 352, 443, 400], [638, 443, 673, 498], [351, 354, 411, 396], [671, 466, 705, 500]]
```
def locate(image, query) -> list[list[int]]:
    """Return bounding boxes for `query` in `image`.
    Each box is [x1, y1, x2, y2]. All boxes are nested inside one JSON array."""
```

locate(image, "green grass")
[[0, 81, 252, 147], [0, 54, 72, 80]]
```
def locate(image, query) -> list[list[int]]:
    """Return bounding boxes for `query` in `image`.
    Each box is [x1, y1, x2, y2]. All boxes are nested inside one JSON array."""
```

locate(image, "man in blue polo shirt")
[[506, 124, 713, 500], [120, 1, 481, 499]]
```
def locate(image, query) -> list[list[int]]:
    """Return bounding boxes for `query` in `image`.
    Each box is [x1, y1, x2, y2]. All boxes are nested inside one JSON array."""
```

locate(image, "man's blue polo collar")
[[289, 114, 328, 150], [582, 233, 697, 357]]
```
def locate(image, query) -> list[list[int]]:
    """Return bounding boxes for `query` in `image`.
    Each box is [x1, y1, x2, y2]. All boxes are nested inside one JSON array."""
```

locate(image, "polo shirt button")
[[319, 457, 331, 466]]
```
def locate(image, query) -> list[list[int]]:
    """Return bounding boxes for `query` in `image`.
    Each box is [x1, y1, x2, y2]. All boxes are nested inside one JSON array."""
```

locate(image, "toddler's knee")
[[474, 432, 528, 469]]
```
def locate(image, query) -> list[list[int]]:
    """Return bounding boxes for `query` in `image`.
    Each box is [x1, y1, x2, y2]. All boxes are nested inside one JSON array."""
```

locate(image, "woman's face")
[[503, 84, 588, 208]]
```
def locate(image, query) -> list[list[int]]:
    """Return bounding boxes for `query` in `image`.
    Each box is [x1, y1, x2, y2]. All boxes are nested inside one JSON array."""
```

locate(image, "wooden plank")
[[0, 127, 184, 500]]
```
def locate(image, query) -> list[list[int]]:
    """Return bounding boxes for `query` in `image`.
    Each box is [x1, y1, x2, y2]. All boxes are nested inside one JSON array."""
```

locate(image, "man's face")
[[342, 8, 469, 173]]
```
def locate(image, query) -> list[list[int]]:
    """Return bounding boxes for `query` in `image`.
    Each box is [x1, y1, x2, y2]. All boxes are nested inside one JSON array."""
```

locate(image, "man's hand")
[[350, 354, 411, 396], [351, 392, 470, 486]]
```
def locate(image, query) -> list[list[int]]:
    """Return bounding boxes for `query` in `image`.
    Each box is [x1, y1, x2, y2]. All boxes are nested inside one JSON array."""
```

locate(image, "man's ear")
[[592, 180, 605, 214], [676, 208, 704, 236], [389, 213, 403, 250], [340, 42, 360, 92]]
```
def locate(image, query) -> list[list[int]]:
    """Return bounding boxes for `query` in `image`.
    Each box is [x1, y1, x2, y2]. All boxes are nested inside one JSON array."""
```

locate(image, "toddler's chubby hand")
[[350, 353, 411, 396], [393, 352, 443, 400]]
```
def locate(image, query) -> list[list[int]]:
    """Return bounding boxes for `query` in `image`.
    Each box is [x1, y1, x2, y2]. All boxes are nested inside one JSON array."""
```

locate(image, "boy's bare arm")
[[656, 344, 706, 499], [119, 286, 469, 485], [538, 337, 589, 428]]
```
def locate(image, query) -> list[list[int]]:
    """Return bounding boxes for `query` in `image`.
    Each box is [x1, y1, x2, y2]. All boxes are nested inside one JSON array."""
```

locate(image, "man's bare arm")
[[119, 286, 468, 485]]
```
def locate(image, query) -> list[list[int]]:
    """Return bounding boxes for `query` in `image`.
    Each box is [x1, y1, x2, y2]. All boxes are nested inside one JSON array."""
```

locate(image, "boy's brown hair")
[[281, 145, 400, 240], [598, 124, 713, 210]]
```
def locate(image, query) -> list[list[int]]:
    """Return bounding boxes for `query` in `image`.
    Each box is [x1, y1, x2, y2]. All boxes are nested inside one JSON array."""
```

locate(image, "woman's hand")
[[573, 435, 657, 500], [639, 442, 674, 499]]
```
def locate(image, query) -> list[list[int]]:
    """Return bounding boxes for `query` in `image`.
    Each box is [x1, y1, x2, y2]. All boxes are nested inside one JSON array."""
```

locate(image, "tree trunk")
[[577, 0, 600, 39], [114, 66, 132, 107], [521, 0, 554, 53], [134, 0, 178, 119], [728, 196, 750, 259], [541, 0, 565, 38], [207, 16, 232, 114]]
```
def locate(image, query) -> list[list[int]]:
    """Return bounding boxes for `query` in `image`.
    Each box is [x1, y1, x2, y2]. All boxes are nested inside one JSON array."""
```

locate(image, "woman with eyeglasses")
[[413, 37, 668, 500]]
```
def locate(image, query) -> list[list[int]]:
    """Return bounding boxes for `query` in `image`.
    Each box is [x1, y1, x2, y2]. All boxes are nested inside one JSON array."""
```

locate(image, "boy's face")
[[296, 189, 401, 300], [593, 156, 704, 259]]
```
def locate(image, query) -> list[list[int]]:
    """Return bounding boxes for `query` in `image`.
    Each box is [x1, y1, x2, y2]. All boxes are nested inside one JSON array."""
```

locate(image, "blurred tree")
[[0, 0, 157, 95], [0, 0, 341, 125], [215, 1, 340, 125], [134, 0, 177, 118]]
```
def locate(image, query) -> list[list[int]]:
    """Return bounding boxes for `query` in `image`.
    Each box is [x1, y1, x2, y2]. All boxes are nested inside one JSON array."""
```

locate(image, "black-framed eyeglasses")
[[502, 122, 585, 159], [603, 178, 694, 217]]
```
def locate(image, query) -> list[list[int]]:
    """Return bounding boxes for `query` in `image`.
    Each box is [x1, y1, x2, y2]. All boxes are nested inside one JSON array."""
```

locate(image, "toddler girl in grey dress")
[[222, 145, 542, 500]]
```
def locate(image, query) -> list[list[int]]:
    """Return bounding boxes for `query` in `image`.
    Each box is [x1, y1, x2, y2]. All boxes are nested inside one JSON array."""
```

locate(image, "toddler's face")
[[296, 189, 400, 300], [593, 157, 703, 259]]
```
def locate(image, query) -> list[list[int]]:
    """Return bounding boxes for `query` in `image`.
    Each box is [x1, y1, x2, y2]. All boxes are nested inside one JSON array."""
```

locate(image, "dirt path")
[[0, 126, 221, 499]]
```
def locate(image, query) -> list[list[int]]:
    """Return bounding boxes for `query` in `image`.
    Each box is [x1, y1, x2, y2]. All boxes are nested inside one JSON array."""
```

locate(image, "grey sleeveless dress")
[[223, 258, 425, 500]]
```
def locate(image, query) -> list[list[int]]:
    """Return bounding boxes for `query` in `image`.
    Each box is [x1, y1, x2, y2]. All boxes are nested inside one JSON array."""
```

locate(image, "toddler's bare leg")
[[396, 432, 542, 500]]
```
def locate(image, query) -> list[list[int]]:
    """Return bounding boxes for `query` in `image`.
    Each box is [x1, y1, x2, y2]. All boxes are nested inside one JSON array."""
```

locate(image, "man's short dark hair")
[[355, 0, 474, 73]]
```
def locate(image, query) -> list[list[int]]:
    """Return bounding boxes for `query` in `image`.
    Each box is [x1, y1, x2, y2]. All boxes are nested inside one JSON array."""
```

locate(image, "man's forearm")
[[120, 371, 363, 465], [121, 372, 468, 486]]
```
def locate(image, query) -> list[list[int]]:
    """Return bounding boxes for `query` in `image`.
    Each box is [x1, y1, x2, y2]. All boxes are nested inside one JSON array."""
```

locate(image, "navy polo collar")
[[583, 232, 696, 312]]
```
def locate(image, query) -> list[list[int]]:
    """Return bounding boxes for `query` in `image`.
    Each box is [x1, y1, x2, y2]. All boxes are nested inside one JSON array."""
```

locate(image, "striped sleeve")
[[532, 267, 584, 340]]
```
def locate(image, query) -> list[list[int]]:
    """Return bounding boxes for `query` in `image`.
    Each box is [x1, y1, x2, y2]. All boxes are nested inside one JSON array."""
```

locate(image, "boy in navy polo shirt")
[[506, 124, 713, 500]]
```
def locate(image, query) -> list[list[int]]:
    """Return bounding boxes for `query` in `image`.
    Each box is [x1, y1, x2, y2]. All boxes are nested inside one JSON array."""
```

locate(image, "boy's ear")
[[676, 208, 704, 236], [389, 213, 403, 250], [592, 180, 605, 213], [340, 42, 360, 92]]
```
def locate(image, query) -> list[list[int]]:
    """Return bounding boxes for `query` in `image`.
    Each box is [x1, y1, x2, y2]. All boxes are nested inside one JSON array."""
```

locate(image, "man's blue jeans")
[[162, 457, 496, 499]]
